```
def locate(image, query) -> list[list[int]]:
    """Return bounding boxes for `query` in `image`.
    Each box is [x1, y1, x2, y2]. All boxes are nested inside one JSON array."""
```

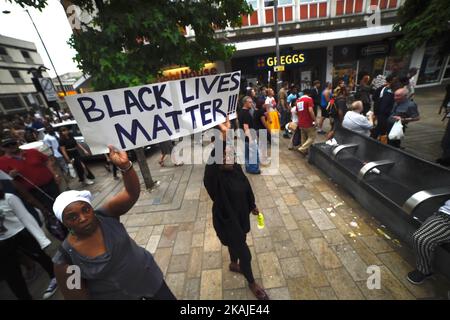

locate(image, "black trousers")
[[0, 229, 54, 300], [227, 235, 255, 284], [67, 149, 95, 182]]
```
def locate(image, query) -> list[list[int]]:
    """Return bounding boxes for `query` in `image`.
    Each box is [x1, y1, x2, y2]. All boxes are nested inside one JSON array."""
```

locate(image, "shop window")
[[299, 0, 327, 20], [247, 0, 258, 9], [10, 70, 25, 84], [0, 46, 12, 62], [384, 55, 411, 78], [418, 46, 445, 85], [0, 96, 24, 111]]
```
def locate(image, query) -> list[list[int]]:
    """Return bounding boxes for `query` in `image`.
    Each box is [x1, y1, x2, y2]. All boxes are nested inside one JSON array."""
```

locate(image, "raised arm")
[[101, 145, 140, 217]]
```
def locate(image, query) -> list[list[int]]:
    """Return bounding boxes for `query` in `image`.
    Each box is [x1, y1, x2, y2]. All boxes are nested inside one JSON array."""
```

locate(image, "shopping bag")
[[67, 163, 77, 178], [388, 120, 404, 140]]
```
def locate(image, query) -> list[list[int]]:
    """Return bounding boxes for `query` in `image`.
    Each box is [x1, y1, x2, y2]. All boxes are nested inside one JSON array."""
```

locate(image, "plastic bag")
[[388, 120, 404, 140], [67, 162, 77, 178]]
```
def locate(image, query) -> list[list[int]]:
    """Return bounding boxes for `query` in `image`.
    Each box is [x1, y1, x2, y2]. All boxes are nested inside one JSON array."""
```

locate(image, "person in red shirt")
[[0, 138, 61, 213], [296, 89, 317, 156]]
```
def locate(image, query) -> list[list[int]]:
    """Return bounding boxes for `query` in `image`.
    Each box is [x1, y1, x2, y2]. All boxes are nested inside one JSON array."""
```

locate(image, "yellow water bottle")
[[257, 212, 265, 229]]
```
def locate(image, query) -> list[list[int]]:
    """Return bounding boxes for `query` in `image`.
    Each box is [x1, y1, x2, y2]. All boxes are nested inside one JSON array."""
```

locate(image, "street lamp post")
[[274, 0, 281, 94], [23, 9, 67, 97]]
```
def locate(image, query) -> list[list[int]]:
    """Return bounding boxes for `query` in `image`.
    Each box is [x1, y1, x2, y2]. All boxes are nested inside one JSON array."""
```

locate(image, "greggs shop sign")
[[256, 52, 306, 70]]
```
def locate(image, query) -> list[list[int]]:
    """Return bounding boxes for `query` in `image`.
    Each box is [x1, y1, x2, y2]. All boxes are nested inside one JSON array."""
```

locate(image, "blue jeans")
[[245, 141, 260, 173]]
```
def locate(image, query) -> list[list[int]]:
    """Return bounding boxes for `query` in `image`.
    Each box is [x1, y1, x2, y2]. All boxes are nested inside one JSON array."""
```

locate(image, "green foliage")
[[394, 0, 450, 55], [37, 0, 250, 90], [6, 0, 47, 11]]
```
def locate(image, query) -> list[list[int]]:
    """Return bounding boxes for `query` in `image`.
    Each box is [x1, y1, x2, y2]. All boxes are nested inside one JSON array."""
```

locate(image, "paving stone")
[[257, 252, 286, 289], [297, 220, 322, 239], [152, 225, 164, 236], [165, 272, 185, 298], [356, 280, 394, 300], [223, 288, 248, 300], [270, 227, 291, 242], [202, 251, 222, 270], [154, 247, 173, 276], [308, 209, 336, 231], [288, 205, 310, 221], [158, 225, 179, 248], [361, 235, 395, 254], [377, 252, 437, 299], [146, 234, 162, 254], [288, 230, 310, 252], [274, 240, 299, 259], [322, 229, 348, 246], [279, 257, 307, 279], [302, 198, 321, 210], [184, 277, 200, 300], [324, 268, 365, 300], [376, 266, 415, 300], [265, 287, 291, 300], [283, 193, 300, 206], [254, 237, 274, 254], [334, 244, 368, 281], [288, 277, 318, 300], [200, 269, 222, 300], [168, 254, 190, 273], [308, 238, 342, 270], [314, 286, 338, 300], [203, 228, 222, 252], [350, 239, 383, 266], [187, 247, 203, 279], [192, 233, 205, 247], [173, 230, 193, 255], [281, 213, 298, 231]]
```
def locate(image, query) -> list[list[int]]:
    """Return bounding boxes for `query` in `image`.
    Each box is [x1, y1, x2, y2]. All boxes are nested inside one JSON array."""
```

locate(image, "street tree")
[[394, 0, 450, 55], [10, 0, 252, 189]]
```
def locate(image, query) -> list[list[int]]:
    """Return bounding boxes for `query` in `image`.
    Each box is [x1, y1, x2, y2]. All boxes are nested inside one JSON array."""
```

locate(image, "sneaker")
[[83, 179, 95, 186], [42, 278, 58, 299], [407, 270, 432, 285]]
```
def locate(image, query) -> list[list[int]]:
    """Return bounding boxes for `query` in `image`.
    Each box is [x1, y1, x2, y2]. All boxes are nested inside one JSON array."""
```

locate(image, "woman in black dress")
[[58, 127, 95, 186]]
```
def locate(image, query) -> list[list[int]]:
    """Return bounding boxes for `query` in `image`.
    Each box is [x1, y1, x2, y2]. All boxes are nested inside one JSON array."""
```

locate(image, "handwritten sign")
[[65, 71, 240, 154]]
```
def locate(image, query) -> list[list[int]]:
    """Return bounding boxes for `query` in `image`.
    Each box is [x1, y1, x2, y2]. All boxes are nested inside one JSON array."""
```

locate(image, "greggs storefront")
[[158, 62, 225, 82], [231, 48, 327, 90]]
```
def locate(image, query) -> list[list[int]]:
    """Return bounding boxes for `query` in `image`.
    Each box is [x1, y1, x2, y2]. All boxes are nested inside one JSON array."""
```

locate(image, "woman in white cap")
[[52, 145, 175, 300]]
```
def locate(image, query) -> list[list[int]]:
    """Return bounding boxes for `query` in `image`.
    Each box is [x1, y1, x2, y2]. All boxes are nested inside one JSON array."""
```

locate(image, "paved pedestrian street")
[[1, 86, 449, 300], [4, 135, 448, 300]]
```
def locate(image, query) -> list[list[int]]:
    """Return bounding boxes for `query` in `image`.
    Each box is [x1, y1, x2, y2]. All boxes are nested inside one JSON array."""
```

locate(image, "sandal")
[[158, 160, 165, 167], [249, 283, 270, 300]]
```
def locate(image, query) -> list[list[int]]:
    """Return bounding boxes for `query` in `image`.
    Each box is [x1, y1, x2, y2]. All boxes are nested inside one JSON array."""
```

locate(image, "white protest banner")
[[65, 71, 240, 154]]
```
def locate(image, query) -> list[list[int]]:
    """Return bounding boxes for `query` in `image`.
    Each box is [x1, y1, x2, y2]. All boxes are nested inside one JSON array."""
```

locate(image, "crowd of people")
[[0, 70, 449, 300], [236, 69, 425, 173]]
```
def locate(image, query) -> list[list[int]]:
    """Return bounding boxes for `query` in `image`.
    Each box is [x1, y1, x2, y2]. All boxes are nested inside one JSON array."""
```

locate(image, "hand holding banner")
[[65, 71, 241, 154]]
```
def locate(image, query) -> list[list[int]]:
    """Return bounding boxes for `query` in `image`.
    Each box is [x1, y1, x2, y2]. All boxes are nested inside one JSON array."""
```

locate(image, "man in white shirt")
[[43, 125, 67, 176], [342, 101, 374, 136]]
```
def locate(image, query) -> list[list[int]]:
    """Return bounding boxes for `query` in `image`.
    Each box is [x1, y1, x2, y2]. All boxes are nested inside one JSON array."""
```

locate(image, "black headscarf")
[[203, 145, 256, 247]]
